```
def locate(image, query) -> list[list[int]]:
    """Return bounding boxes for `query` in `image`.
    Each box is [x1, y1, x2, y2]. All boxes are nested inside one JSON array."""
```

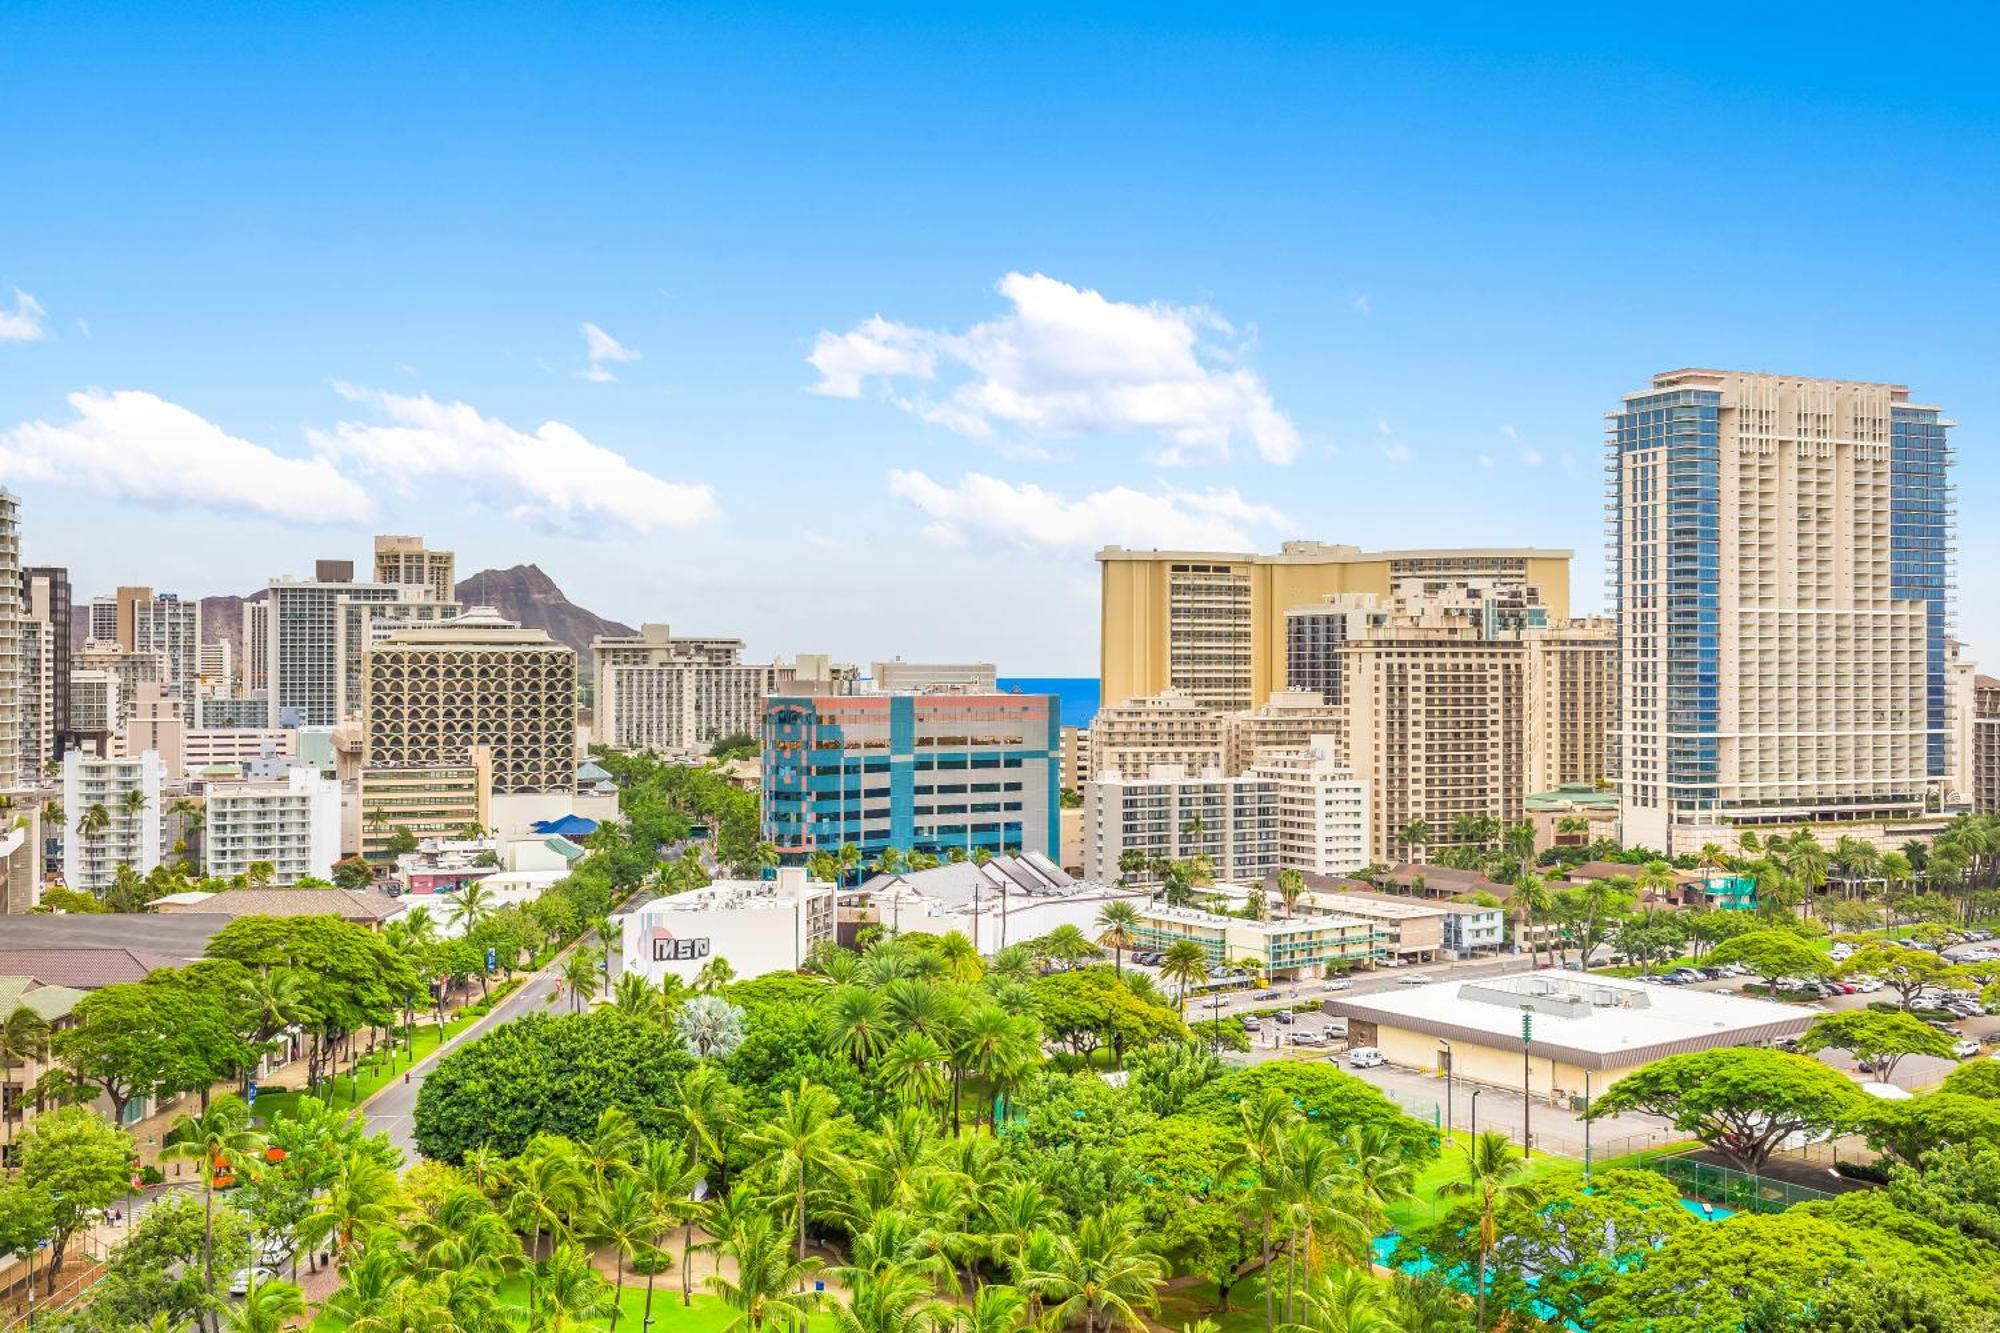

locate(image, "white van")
[[1345, 1046, 1385, 1069]]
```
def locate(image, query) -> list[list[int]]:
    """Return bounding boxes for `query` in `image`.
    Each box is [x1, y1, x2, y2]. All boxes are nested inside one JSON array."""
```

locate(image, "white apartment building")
[[131, 593, 201, 715], [75, 641, 166, 730], [1089, 689, 1225, 780], [1083, 735, 1368, 886], [183, 729, 298, 776], [243, 598, 269, 692], [69, 670, 119, 743], [23, 567, 70, 780], [592, 624, 774, 756], [61, 749, 164, 890], [20, 618, 47, 787], [87, 595, 118, 645], [197, 639, 232, 693], [615, 867, 836, 986], [1610, 371, 1951, 853], [265, 562, 445, 726], [203, 767, 342, 884], [1226, 689, 1347, 773]]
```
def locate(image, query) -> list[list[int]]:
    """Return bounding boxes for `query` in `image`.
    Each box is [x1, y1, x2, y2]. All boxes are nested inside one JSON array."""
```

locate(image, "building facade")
[[616, 867, 836, 986], [1523, 618, 1617, 793], [592, 624, 774, 756], [23, 566, 69, 770], [360, 751, 493, 861], [203, 767, 342, 885], [266, 566, 409, 726], [372, 534, 456, 604], [1130, 903, 1382, 980], [1610, 370, 1951, 853], [1089, 689, 1225, 781], [0, 491, 20, 795], [1099, 541, 1572, 713], [76, 642, 166, 730], [60, 749, 164, 890], [1976, 676, 2000, 816], [131, 593, 202, 716], [243, 598, 269, 692], [362, 610, 578, 795], [762, 690, 1059, 863], [1225, 689, 1347, 774]]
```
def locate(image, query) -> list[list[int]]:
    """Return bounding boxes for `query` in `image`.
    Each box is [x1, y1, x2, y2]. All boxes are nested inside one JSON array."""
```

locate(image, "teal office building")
[[761, 690, 1061, 863]]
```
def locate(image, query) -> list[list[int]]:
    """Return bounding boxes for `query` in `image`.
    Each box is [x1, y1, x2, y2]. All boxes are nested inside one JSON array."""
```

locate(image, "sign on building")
[[653, 936, 712, 963]]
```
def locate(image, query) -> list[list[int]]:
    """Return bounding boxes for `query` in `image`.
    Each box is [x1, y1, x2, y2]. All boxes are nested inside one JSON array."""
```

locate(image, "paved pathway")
[[361, 935, 594, 1160]]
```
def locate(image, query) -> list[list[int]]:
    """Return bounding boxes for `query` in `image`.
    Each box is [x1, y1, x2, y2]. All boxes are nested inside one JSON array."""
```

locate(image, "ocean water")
[[998, 676, 1100, 730]]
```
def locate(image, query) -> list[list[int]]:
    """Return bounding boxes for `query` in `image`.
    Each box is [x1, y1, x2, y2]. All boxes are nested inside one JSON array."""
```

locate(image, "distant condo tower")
[[1607, 370, 1954, 854]]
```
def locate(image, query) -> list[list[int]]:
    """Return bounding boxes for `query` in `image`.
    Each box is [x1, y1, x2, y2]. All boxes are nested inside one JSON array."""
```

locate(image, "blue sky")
[[2, 3, 1996, 673]]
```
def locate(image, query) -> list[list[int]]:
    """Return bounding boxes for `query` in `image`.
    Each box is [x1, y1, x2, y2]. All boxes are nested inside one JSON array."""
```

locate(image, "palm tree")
[[536, 1241, 621, 1332], [299, 1144, 401, 1265], [833, 1261, 951, 1333], [637, 1138, 702, 1328], [676, 994, 747, 1059], [1159, 939, 1210, 1016], [1268, 1128, 1368, 1321], [937, 930, 983, 983], [958, 1005, 1037, 1130], [1696, 841, 1731, 874], [161, 1094, 266, 1332], [1510, 872, 1551, 967], [589, 1173, 659, 1329], [451, 878, 496, 934], [0, 1004, 49, 1153], [220, 1278, 306, 1333], [828, 987, 896, 1065], [668, 1065, 737, 1304], [880, 1031, 950, 1119], [1276, 868, 1306, 919], [1437, 1131, 1540, 1333], [706, 1204, 823, 1332], [1018, 1205, 1166, 1333], [740, 1078, 848, 1262], [1095, 901, 1140, 976], [1238, 1089, 1300, 1333], [121, 786, 150, 822], [562, 946, 605, 1012], [1396, 819, 1431, 860], [1287, 1268, 1394, 1333], [695, 955, 737, 994]]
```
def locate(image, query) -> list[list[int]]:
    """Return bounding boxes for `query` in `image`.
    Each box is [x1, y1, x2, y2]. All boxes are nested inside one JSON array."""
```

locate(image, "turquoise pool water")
[[1371, 1198, 1731, 1282]]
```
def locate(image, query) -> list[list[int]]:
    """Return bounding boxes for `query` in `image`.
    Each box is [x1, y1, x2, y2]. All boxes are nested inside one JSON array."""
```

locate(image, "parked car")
[[1274, 1010, 1294, 1024], [1345, 1047, 1385, 1069], [1254, 990, 1280, 1001], [1397, 973, 1433, 986], [1854, 978, 1884, 993], [1953, 1039, 1982, 1059], [1241, 1016, 1262, 1032], [1323, 977, 1352, 991], [1926, 1018, 1963, 1034], [229, 1267, 279, 1297]]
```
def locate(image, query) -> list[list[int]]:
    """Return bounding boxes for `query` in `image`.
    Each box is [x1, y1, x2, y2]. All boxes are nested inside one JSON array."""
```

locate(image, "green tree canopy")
[[1586, 1048, 1863, 1171], [1705, 928, 1832, 993], [1799, 1008, 1956, 1083]]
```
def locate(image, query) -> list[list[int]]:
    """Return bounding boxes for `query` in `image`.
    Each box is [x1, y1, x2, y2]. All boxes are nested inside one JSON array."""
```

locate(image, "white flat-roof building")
[[203, 767, 343, 885], [615, 866, 835, 986], [61, 749, 164, 890], [1324, 969, 1815, 1104], [1133, 902, 1383, 980], [855, 853, 1148, 954]]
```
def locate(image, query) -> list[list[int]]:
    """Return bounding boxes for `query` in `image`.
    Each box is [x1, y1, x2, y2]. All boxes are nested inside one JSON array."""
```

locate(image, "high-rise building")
[[1098, 541, 1572, 713], [131, 593, 201, 715], [1974, 676, 2000, 817], [372, 535, 456, 604], [869, 660, 998, 692], [334, 590, 462, 721], [1609, 370, 1951, 853], [243, 598, 269, 693], [266, 563, 436, 726], [1081, 734, 1368, 886], [203, 767, 342, 885], [197, 640, 232, 693], [360, 749, 492, 861], [69, 671, 119, 750], [75, 642, 166, 730], [762, 690, 1059, 863], [1337, 616, 1528, 864], [362, 609, 577, 794], [23, 567, 70, 769], [1523, 619, 1618, 794], [1224, 689, 1347, 774], [118, 683, 186, 773], [591, 624, 775, 756], [1089, 689, 1226, 780], [87, 595, 118, 645], [0, 492, 20, 794], [60, 749, 164, 890]]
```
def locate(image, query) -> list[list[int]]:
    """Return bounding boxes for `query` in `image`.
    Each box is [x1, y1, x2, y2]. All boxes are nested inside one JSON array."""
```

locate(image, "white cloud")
[[0, 291, 47, 342], [315, 385, 718, 534], [809, 273, 1301, 464], [577, 322, 641, 382], [1382, 443, 1412, 463], [1498, 423, 1517, 439], [1519, 448, 1545, 466], [1351, 295, 1371, 315], [0, 389, 375, 523], [887, 469, 1290, 551]]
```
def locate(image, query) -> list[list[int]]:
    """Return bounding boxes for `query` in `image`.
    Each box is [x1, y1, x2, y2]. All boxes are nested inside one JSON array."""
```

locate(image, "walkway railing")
[[1641, 1153, 1837, 1213]]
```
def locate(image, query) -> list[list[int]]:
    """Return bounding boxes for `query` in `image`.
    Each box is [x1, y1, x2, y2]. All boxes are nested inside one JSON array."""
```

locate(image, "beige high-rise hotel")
[[1610, 370, 1953, 854], [1097, 541, 1572, 714]]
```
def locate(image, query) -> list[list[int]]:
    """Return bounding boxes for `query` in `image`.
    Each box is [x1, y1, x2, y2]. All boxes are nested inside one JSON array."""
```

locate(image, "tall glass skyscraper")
[[1609, 370, 1952, 854]]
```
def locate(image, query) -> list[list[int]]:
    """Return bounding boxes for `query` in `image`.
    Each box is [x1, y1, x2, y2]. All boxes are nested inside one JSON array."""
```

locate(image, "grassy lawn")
[[313, 1280, 835, 1331], [1157, 1278, 1279, 1333], [253, 979, 524, 1124], [1384, 1142, 1578, 1232]]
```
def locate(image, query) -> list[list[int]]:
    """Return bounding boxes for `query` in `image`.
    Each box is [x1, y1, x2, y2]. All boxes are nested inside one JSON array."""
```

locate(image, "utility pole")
[[1520, 1005, 1534, 1158], [1583, 1067, 1593, 1182], [1439, 1039, 1454, 1142]]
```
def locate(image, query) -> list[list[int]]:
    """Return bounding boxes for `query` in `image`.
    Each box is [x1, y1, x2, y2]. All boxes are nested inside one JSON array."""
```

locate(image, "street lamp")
[[1583, 1067, 1593, 1183], [1438, 1039, 1454, 1142], [1469, 1087, 1482, 1145]]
